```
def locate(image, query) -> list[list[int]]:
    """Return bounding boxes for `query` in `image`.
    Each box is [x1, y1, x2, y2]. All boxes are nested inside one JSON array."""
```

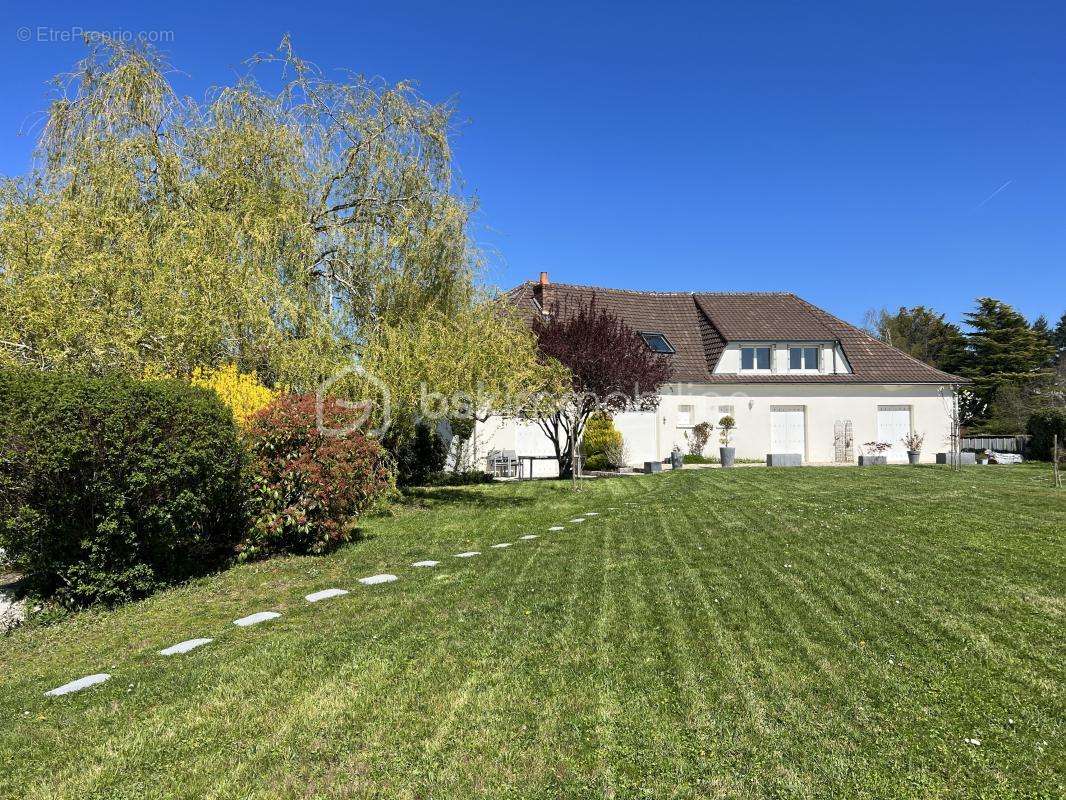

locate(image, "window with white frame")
[[718, 404, 734, 416], [676, 404, 694, 427], [740, 346, 772, 371], [789, 346, 820, 371]]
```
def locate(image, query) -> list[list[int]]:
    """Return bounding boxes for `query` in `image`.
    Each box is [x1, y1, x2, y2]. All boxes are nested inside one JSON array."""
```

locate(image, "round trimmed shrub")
[[0, 369, 246, 608], [583, 413, 625, 467], [242, 394, 395, 559]]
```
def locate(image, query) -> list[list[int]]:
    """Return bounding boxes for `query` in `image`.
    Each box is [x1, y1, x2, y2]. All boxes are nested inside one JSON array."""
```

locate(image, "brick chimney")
[[533, 271, 553, 316]]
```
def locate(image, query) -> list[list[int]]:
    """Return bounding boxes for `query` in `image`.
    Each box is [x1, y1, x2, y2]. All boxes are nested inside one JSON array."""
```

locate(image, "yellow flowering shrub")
[[190, 364, 277, 427]]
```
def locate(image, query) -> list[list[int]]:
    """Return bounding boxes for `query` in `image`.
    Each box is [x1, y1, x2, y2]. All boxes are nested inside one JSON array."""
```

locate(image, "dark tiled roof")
[[501, 281, 966, 385]]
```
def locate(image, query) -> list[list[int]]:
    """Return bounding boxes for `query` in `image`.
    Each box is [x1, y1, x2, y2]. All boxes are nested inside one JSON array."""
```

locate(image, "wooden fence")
[[960, 435, 1029, 454]]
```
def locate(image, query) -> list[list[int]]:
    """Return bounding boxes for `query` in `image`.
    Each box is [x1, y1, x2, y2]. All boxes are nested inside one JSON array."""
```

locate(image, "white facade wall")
[[476, 382, 956, 475]]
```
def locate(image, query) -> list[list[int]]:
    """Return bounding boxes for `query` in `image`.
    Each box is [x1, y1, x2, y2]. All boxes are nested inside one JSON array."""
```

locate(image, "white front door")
[[770, 406, 805, 459], [877, 405, 912, 461]]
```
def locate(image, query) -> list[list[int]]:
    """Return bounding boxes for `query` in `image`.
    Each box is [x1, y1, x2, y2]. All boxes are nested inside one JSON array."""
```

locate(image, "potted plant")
[[859, 441, 891, 466], [718, 415, 736, 467], [901, 431, 925, 465]]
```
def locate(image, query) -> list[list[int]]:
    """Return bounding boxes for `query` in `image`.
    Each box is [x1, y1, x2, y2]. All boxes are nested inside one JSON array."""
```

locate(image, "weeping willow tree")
[[0, 37, 489, 389]]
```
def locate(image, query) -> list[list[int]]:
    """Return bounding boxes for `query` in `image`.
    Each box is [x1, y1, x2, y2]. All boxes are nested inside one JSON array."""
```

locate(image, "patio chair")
[[487, 449, 519, 478]]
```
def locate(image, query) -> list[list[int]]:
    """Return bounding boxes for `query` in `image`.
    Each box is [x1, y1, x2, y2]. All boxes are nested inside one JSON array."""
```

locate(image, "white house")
[[477, 275, 965, 475]]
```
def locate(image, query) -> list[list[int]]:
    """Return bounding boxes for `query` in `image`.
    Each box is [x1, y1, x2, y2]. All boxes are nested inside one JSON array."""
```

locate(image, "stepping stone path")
[[45, 674, 110, 696], [40, 500, 616, 696], [159, 638, 213, 656], [234, 611, 281, 627], [359, 574, 398, 585], [305, 588, 349, 603]]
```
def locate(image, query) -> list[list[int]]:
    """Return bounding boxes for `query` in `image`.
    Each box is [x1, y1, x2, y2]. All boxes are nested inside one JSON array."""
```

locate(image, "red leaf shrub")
[[242, 394, 395, 559]]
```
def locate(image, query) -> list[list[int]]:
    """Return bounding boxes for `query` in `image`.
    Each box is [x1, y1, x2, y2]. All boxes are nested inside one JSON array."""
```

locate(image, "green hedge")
[[0, 370, 245, 607], [683, 454, 717, 465], [1026, 408, 1066, 461]]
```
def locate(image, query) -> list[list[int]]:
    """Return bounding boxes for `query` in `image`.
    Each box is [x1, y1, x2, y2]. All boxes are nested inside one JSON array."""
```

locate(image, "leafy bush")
[[243, 394, 395, 559], [423, 470, 494, 487], [1026, 408, 1066, 461], [584, 453, 613, 471], [602, 439, 628, 468], [190, 363, 278, 427], [0, 369, 245, 608], [389, 421, 448, 487], [583, 413, 626, 467], [686, 421, 712, 456]]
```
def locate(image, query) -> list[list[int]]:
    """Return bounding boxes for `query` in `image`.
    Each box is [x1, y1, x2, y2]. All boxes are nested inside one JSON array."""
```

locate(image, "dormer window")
[[740, 346, 771, 371], [789, 346, 819, 371], [640, 332, 675, 354]]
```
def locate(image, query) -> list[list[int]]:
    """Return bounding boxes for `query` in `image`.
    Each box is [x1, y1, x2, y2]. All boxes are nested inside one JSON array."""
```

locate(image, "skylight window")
[[639, 332, 675, 354]]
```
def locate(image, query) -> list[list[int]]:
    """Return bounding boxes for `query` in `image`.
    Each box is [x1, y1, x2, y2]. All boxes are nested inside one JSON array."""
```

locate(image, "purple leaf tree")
[[524, 298, 673, 478]]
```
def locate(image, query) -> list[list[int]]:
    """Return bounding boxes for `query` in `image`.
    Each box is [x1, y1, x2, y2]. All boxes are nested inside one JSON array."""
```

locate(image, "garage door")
[[877, 405, 912, 462], [770, 406, 805, 459]]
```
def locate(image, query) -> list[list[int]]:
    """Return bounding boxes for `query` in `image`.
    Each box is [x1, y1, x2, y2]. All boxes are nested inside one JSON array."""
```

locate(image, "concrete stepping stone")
[[45, 673, 110, 696], [234, 611, 281, 627], [519, 535, 538, 540], [358, 574, 398, 585], [159, 638, 213, 656], [491, 542, 512, 549], [569, 518, 586, 523], [584, 512, 599, 516], [305, 588, 349, 603], [549, 526, 565, 531], [454, 551, 480, 558], [411, 560, 440, 567]]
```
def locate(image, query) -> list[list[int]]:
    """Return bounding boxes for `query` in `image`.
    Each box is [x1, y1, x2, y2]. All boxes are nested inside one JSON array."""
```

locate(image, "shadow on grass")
[[401, 485, 539, 510]]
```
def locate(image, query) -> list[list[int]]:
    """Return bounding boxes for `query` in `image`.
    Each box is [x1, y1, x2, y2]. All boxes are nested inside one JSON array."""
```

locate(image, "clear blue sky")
[[1, 1, 1063, 328]]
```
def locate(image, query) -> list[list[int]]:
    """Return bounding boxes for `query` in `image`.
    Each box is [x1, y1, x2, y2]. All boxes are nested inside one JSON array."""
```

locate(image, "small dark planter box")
[[766, 453, 801, 467], [643, 461, 663, 474], [936, 452, 976, 466], [858, 455, 888, 466], [720, 447, 736, 467]]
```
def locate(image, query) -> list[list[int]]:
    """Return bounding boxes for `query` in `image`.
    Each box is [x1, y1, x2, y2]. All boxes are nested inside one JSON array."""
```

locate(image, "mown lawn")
[[1, 465, 1063, 799]]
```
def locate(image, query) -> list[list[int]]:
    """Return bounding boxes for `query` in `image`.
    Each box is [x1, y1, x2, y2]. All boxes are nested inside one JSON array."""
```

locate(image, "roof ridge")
[[518, 280, 792, 298]]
